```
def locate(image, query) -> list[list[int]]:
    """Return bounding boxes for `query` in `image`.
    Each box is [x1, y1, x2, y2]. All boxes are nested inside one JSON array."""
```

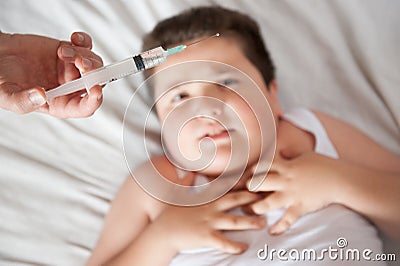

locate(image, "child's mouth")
[[202, 129, 232, 141]]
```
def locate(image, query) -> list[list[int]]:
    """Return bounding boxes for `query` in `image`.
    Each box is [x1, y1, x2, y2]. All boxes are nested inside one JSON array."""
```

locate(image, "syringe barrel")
[[81, 57, 137, 88], [140, 46, 167, 69], [82, 46, 167, 88]]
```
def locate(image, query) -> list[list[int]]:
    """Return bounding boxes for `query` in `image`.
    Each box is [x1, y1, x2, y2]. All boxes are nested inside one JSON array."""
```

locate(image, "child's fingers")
[[269, 205, 302, 235], [246, 172, 267, 191], [213, 213, 265, 230], [251, 154, 292, 175], [214, 191, 260, 211], [250, 192, 287, 215], [247, 172, 283, 192], [209, 231, 248, 254], [269, 158, 287, 173], [251, 163, 270, 175]]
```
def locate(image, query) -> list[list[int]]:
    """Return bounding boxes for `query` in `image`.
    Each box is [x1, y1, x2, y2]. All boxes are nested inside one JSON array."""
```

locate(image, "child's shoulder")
[[135, 154, 179, 182], [128, 155, 178, 219], [135, 154, 195, 189]]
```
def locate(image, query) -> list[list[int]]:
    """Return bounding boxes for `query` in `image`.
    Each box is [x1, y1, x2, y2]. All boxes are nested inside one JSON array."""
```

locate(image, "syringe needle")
[[186, 33, 220, 47]]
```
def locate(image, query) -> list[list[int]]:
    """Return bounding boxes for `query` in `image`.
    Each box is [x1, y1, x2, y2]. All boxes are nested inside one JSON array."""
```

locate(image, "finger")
[[251, 161, 271, 175], [269, 158, 287, 173], [241, 203, 258, 215], [74, 55, 103, 73], [247, 173, 283, 192], [241, 192, 271, 215], [74, 46, 103, 65], [247, 172, 268, 192], [58, 45, 103, 68], [214, 191, 260, 211], [36, 103, 49, 114], [75, 85, 103, 117], [213, 213, 265, 230], [46, 88, 87, 109], [209, 231, 248, 254], [48, 85, 102, 118], [178, 171, 196, 186], [269, 205, 303, 235], [0, 84, 46, 114], [57, 45, 81, 83], [250, 192, 287, 215], [70, 31, 92, 49]]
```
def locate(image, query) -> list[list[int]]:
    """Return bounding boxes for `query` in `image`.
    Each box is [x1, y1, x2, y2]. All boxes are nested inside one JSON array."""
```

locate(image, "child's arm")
[[87, 155, 193, 265], [86, 175, 154, 265], [250, 152, 400, 238], [314, 111, 400, 172], [246, 111, 400, 237], [316, 111, 400, 236]]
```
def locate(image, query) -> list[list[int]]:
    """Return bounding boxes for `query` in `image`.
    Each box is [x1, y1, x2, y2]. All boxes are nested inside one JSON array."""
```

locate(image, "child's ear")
[[267, 80, 283, 117], [268, 80, 278, 93]]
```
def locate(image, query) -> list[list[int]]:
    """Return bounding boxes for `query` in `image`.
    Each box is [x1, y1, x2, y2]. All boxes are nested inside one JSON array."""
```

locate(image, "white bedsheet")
[[0, 0, 399, 265]]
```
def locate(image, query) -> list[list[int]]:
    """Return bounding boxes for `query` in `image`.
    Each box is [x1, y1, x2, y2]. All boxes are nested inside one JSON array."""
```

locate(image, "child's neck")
[[200, 166, 253, 191]]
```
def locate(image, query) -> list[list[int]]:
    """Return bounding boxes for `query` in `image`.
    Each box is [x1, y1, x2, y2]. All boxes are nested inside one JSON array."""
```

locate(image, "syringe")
[[45, 33, 220, 100]]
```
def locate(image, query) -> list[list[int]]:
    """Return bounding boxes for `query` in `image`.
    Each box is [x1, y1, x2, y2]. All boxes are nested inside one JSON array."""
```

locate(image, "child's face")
[[152, 37, 280, 176]]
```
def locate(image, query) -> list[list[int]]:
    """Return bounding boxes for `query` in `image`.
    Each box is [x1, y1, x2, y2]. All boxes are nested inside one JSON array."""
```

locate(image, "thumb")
[[269, 158, 286, 173], [178, 171, 196, 186], [0, 84, 46, 114]]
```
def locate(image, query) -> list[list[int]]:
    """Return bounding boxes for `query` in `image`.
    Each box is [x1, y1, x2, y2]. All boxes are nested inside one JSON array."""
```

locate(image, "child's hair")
[[142, 6, 275, 89]]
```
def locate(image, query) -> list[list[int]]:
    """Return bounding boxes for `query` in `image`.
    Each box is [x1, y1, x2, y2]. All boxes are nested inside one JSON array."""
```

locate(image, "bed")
[[0, 0, 399, 265]]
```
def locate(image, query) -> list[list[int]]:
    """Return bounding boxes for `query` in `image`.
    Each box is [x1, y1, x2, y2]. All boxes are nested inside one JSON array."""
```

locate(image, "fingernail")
[[82, 58, 92, 68], [76, 33, 84, 43], [239, 243, 248, 253], [97, 94, 102, 101], [270, 227, 279, 235], [270, 224, 283, 235], [61, 46, 74, 57], [252, 205, 262, 215], [28, 89, 46, 106]]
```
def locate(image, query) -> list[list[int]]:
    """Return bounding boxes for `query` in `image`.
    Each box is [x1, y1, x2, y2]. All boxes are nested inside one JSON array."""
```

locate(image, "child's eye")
[[221, 78, 238, 86], [171, 92, 189, 103]]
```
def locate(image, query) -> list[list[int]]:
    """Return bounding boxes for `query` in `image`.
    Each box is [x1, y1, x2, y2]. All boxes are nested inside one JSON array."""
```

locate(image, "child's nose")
[[204, 100, 223, 117], [190, 95, 225, 118]]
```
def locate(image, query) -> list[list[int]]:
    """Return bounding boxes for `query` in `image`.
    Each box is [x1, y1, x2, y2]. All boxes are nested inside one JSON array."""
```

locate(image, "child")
[[87, 6, 399, 265]]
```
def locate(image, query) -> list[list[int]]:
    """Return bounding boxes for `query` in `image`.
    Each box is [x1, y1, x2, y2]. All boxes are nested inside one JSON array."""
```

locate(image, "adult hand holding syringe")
[[45, 33, 220, 100], [46, 46, 184, 100], [0, 31, 104, 118]]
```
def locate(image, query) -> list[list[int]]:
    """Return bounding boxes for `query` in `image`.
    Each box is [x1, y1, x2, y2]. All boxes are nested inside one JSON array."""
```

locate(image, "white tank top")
[[170, 108, 383, 266]]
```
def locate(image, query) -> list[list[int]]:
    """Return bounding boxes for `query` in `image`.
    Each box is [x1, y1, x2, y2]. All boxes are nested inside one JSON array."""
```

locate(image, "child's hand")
[[151, 190, 266, 254], [246, 152, 340, 235]]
